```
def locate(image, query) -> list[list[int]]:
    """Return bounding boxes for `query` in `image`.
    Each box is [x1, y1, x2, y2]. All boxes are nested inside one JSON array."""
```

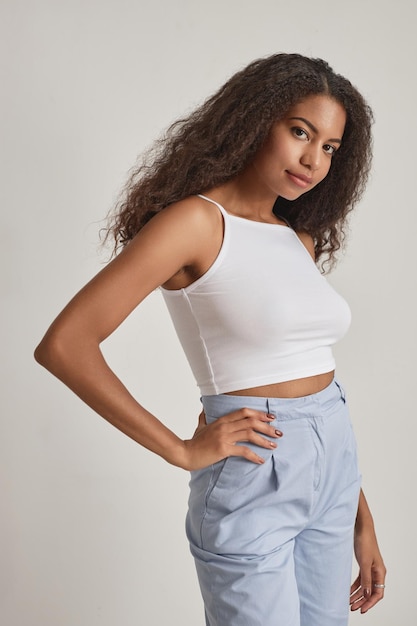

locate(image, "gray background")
[[2, 0, 415, 624]]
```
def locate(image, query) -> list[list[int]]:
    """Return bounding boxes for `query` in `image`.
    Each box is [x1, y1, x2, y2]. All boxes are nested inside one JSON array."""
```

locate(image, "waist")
[[202, 376, 346, 423], [225, 371, 334, 398]]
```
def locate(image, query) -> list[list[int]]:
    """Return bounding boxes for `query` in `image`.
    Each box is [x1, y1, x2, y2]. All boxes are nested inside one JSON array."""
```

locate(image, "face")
[[250, 94, 346, 201]]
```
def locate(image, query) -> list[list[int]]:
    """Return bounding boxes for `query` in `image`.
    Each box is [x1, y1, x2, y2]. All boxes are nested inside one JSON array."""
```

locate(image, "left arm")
[[297, 232, 386, 612], [350, 489, 386, 613]]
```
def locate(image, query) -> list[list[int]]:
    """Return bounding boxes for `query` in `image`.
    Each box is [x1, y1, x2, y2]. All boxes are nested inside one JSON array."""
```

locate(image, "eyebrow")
[[289, 117, 342, 144]]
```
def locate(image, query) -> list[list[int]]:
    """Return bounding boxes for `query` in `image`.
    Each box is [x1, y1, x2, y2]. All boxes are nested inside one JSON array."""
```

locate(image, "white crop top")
[[160, 195, 351, 395]]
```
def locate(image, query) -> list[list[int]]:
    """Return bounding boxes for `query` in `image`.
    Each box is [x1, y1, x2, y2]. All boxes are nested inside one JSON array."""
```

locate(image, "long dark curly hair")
[[105, 53, 373, 268]]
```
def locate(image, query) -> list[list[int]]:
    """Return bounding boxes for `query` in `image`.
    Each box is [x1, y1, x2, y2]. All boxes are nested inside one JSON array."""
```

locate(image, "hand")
[[350, 521, 386, 614], [183, 408, 282, 471]]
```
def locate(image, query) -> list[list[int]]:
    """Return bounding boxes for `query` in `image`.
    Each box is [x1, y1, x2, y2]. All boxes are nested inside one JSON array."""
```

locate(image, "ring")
[[373, 583, 385, 588]]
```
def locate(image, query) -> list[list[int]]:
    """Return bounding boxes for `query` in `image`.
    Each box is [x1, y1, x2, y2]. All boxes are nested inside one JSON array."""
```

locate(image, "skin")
[[35, 94, 385, 613]]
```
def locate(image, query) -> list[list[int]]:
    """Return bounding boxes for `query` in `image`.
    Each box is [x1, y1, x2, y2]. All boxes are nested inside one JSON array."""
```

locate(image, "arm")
[[296, 232, 386, 611], [34, 199, 280, 470], [350, 488, 386, 613]]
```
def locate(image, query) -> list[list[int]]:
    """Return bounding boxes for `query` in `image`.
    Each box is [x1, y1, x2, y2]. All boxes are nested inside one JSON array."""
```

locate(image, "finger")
[[360, 567, 373, 602], [350, 581, 385, 613], [350, 574, 361, 596], [360, 575, 386, 613], [192, 410, 207, 437], [232, 427, 280, 450], [198, 410, 207, 427], [350, 572, 368, 610], [227, 413, 283, 439], [248, 417, 283, 438], [356, 587, 385, 614], [349, 586, 365, 605], [230, 444, 266, 465], [350, 593, 367, 610], [350, 587, 369, 612], [350, 589, 364, 606]]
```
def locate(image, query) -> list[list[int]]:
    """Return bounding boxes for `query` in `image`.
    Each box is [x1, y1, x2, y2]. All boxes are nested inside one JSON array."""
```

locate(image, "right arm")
[[34, 199, 280, 470]]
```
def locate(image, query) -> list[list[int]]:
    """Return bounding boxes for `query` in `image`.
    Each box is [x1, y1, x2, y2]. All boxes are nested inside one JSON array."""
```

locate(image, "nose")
[[300, 145, 321, 171]]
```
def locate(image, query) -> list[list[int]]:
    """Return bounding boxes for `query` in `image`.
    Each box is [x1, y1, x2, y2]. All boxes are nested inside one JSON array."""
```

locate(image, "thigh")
[[186, 416, 319, 625], [190, 538, 300, 626], [294, 389, 361, 626], [294, 477, 361, 626]]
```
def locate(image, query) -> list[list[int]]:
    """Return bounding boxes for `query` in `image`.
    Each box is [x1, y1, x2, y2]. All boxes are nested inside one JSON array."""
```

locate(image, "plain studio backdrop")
[[1, 1, 415, 624]]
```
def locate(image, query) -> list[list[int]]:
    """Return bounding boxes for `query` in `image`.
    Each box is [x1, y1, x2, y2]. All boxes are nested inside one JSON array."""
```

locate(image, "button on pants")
[[186, 379, 361, 626]]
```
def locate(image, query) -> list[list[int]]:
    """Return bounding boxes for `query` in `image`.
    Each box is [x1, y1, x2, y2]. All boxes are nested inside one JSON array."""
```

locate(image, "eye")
[[292, 127, 309, 140], [323, 144, 338, 155]]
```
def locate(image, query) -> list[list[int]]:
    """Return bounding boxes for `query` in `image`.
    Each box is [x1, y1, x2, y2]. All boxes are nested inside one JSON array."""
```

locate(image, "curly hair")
[[105, 53, 373, 268]]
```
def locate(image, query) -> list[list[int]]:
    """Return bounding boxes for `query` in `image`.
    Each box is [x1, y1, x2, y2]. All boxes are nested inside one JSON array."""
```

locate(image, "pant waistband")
[[201, 377, 346, 422]]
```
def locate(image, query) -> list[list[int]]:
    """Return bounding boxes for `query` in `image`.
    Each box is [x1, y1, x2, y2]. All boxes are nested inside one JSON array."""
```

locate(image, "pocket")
[[200, 453, 278, 555], [334, 378, 346, 403], [186, 458, 229, 548], [204, 458, 229, 505], [205, 451, 274, 514]]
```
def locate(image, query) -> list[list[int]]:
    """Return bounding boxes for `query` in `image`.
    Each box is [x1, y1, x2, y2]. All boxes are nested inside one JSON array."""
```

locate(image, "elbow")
[[34, 323, 100, 378], [34, 337, 51, 369], [34, 333, 60, 372], [34, 327, 72, 375]]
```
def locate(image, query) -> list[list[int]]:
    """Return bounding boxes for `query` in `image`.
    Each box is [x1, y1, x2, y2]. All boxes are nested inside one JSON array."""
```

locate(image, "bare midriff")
[[225, 371, 335, 398]]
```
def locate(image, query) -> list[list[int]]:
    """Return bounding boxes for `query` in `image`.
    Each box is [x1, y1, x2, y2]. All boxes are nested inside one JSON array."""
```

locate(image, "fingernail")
[[364, 588, 371, 598], [270, 441, 277, 448], [275, 429, 283, 436], [267, 413, 275, 419]]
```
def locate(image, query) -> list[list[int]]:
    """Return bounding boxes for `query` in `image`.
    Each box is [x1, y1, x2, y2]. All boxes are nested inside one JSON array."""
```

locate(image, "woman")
[[35, 53, 386, 625]]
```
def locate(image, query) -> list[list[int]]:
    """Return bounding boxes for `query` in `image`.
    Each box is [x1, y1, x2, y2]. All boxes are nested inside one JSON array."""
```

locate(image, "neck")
[[204, 172, 280, 224]]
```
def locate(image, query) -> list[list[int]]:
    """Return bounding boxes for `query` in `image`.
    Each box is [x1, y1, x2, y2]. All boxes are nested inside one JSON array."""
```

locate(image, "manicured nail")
[[267, 413, 274, 419], [270, 441, 277, 448], [364, 588, 371, 598], [275, 429, 283, 436]]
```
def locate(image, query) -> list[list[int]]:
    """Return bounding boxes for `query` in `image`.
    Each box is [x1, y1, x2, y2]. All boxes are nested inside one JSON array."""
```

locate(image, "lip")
[[286, 171, 313, 188]]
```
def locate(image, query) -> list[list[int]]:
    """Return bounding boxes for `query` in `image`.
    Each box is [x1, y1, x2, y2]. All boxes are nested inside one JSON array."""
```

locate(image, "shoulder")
[[134, 195, 224, 289], [150, 195, 222, 234], [295, 231, 316, 261], [135, 195, 223, 258]]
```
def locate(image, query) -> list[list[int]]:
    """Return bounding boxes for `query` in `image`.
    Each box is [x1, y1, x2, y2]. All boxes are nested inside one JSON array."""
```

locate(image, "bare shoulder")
[[148, 195, 222, 235], [296, 231, 316, 261], [139, 195, 224, 290], [122, 193, 223, 260]]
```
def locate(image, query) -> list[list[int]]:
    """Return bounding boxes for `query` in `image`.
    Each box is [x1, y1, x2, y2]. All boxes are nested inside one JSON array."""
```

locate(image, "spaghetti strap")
[[197, 194, 229, 219], [198, 194, 293, 230]]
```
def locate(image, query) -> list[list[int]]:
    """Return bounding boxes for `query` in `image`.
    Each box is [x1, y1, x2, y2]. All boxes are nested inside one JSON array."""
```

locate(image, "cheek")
[[269, 143, 293, 169]]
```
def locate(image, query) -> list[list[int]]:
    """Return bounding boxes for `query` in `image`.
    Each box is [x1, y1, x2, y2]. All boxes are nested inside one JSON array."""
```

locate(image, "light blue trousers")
[[186, 379, 361, 626]]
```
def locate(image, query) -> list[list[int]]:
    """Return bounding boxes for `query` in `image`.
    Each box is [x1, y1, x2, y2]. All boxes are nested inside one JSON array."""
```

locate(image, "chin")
[[279, 191, 304, 202], [282, 184, 317, 201]]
